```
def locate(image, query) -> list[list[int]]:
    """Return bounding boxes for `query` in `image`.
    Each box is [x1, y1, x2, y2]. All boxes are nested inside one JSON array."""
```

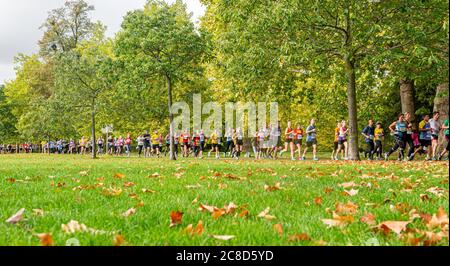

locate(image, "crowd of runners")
[[1, 112, 449, 161]]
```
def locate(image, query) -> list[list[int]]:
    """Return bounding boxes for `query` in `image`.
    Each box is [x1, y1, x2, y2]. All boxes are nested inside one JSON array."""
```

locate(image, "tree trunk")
[[433, 82, 449, 153], [167, 75, 176, 161], [344, 57, 360, 160], [400, 79, 416, 128], [91, 98, 97, 159]]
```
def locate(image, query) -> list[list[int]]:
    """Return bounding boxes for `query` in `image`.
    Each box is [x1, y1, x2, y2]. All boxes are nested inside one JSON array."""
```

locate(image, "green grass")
[[0, 153, 448, 246]]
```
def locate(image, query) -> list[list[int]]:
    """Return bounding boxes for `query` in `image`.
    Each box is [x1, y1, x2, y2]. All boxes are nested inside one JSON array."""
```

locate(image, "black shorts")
[[285, 139, 293, 144], [294, 139, 302, 145], [200, 141, 205, 151], [306, 139, 317, 147], [333, 141, 338, 150], [420, 139, 431, 147], [144, 142, 151, 148], [212, 143, 218, 148], [183, 143, 189, 148], [432, 134, 439, 140], [237, 139, 243, 146], [152, 144, 159, 149]]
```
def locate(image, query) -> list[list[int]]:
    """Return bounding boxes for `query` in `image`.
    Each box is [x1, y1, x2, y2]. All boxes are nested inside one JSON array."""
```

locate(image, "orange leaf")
[[199, 203, 215, 213], [360, 213, 376, 225], [378, 221, 410, 235], [123, 182, 135, 187], [193, 220, 204, 236], [314, 197, 323, 205], [273, 223, 283, 235], [114, 235, 126, 246], [288, 233, 311, 242], [212, 209, 226, 220], [114, 173, 125, 179], [170, 211, 183, 227], [37, 233, 54, 246], [238, 210, 249, 218]]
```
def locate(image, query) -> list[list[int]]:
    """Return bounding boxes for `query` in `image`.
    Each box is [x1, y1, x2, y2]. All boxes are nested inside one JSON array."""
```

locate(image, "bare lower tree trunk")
[[345, 57, 360, 161], [433, 82, 449, 152], [91, 97, 97, 159], [167, 75, 176, 160], [400, 79, 416, 127]]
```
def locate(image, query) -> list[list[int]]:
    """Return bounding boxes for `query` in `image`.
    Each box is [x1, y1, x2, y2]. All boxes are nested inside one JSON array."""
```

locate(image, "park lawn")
[[0, 154, 448, 246]]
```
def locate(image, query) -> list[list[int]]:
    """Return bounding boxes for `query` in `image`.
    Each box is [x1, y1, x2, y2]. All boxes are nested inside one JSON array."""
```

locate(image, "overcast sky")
[[0, 0, 205, 84]]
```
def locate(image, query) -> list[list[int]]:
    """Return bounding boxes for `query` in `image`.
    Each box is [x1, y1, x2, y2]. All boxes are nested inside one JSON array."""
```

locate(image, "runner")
[[374, 122, 384, 160], [143, 130, 151, 158], [280, 121, 295, 160], [125, 134, 132, 157], [164, 133, 170, 157], [302, 119, 318, 161], [192, 131, 201, 158], [385, 114, 408, 161], [270, 122, 282, 160], [331, 122, 341, 160], [136, 135, 144, 157], [294, 124, 303, 160], [151, 130, 160, 157], [410, 114, 432, 160], [335, 120, 348, 160], [429, 111, 441, 160], [107, 135, 114, 155], [362, 119, 375, 160], [257, 128, 265, 159], [117, 136, 124, 156], [224, 128, 234, 157], [97, 136, 104, 155], [210, 129, 220, 159], [181, 129, 190, 157], [174, 131, 180, 157], [79, 137, 86, 155], [234, 128, 244, 159], [438, 118, 449, 160]]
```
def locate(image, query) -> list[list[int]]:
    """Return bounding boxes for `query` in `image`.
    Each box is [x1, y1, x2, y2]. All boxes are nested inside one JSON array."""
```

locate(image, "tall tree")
[[54, 24, 113, 159], [39, 0, 94, 57], [115, 0, 206, 160]]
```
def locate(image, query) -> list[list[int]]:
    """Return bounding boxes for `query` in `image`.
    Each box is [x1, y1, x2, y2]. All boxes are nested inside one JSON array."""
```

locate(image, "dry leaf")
[[149, 172, 160, 178], [339, 182, 358, 188], [273, 223, 283, 235], [123, 182, 135, 187], [6, 208, 25, 224], [264, 183, 282, 191], [378, 221, 410, 235], [170, 211, 183, 227], [314, 197, 323, 205], [344, 189, 359, 196], [360, 213, 376, 225], [427, 207, 449, 229], [199, 203, 215, 213], [114, 173, 125, 179], [37, 233, 54, 246], [114, 235, 126, 246], [122, 208, 136, 218], [288, 233, 311, 242], [210, 235, 235, 241], [141, 188, 156, 193]]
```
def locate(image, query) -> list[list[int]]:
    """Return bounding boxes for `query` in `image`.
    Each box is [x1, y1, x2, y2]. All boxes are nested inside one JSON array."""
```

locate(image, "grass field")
[[0, 154, 448, 246]]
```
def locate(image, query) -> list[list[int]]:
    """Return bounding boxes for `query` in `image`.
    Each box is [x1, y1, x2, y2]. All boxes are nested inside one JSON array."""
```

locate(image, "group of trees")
[[0, 0, 448, 160]]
